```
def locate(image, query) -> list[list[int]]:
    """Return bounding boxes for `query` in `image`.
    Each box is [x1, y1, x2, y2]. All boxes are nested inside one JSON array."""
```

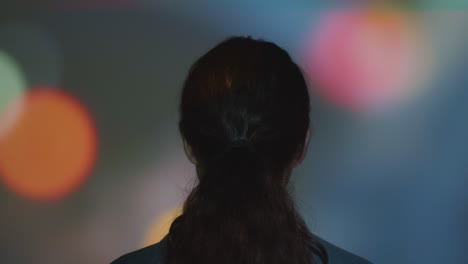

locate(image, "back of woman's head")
[[167, 36, 327, 264]]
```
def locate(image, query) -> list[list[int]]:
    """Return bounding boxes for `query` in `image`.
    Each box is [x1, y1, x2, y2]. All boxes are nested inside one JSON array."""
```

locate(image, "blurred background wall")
[[0, 1, 467, 263]]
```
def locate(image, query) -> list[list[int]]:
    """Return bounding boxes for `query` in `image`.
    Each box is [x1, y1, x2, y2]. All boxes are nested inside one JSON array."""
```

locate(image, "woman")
[[112, 37, 372, 264]]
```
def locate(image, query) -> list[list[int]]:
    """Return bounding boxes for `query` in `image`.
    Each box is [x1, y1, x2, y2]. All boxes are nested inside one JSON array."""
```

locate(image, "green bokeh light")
[[0, 50, 26, 119]]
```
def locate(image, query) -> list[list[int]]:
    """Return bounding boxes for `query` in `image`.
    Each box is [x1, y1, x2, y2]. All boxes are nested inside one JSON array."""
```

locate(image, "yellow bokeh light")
[[142, 207, 183, 247]]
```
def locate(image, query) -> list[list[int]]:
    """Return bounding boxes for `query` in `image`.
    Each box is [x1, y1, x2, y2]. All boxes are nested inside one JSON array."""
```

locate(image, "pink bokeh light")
[[302, 10, 430, 113]]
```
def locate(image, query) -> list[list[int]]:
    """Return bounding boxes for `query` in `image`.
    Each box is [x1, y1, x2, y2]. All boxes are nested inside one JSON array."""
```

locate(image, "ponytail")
[[198, 139, 269, 204]]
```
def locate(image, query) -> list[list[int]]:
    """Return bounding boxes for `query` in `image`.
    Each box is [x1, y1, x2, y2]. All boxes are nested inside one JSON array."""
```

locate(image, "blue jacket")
[[111, 234, 372, 264]]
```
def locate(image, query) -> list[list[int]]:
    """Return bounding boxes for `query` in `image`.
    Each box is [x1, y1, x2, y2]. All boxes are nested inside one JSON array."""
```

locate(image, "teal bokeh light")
[[0, 51, 26, 117]]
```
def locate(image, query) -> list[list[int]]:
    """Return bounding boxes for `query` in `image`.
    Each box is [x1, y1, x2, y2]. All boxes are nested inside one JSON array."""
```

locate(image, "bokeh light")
[[143, 207, 183, 246], [0, 51, 27, 138], [302, 9, 432, 113], [0, 88, 97, 201]]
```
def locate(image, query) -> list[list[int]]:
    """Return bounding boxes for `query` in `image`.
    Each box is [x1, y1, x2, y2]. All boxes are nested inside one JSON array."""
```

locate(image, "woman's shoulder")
[[110, 237, 167, 264], [110, 235, 372, 264], [312, 234, 373, 264]]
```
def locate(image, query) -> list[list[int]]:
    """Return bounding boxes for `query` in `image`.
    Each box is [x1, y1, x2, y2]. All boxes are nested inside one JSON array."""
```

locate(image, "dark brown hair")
[[166, 36, 327, 264]]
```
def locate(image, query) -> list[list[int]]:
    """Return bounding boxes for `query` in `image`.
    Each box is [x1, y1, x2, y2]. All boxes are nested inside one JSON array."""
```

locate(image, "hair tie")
[[229, 139, 250, 149]]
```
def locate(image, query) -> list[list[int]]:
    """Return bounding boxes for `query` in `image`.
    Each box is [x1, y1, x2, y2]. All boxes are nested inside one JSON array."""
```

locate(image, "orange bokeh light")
[[143, 207, 183, 246], [0, 88, 97, 201]]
